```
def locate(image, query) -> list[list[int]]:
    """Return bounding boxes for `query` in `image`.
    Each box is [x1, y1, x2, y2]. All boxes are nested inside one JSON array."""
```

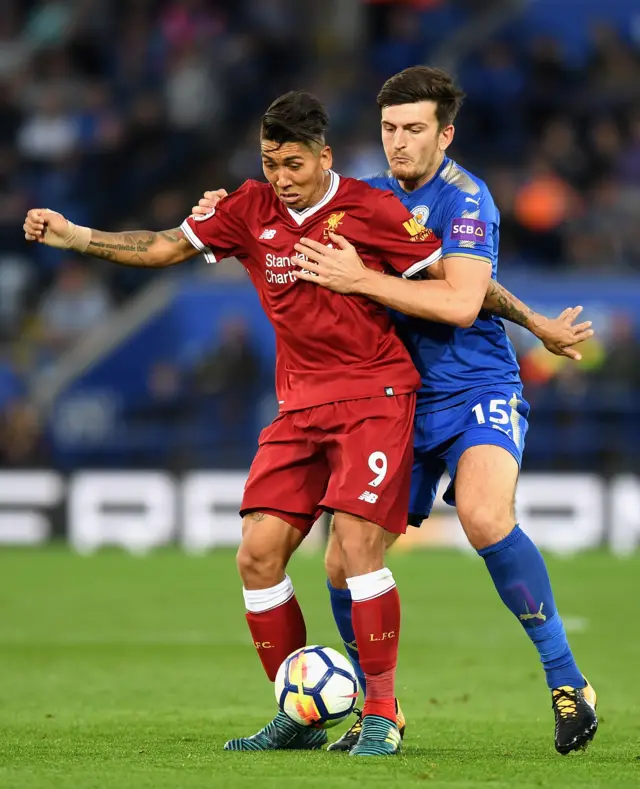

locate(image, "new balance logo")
[[259, 228, 277, 240], [358, 491, 378, 504]]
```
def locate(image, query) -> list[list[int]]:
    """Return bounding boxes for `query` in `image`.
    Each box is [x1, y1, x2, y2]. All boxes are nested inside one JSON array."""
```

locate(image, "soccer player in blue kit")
[[293, 66, 598, 756]]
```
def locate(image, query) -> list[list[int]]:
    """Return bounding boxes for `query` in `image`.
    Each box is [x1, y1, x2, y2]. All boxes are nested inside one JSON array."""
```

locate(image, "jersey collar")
[[286, 170, 340, 226]]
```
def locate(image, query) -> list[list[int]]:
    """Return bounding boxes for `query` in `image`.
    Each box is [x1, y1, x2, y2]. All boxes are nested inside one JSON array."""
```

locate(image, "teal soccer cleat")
[[328, 699, 406, 753], [349, 714, 401, 757], [224, 710, 328, 751]]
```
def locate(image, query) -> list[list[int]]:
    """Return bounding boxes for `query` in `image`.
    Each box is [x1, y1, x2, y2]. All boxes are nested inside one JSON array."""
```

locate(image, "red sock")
[[350, 574, 400, 723], [246, 595, 307, 681]]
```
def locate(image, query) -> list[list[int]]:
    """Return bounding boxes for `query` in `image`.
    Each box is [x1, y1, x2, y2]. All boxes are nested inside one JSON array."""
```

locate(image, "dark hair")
[[261, 91, 329, 150], [377, 67, 465, 129]]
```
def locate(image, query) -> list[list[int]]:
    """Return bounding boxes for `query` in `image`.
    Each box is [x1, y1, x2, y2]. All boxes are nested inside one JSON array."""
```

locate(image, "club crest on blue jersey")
[[411, 205, 430, 226]]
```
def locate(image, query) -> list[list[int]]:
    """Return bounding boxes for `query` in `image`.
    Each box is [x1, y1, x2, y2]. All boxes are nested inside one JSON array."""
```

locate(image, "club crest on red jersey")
[[323, 211, 345, 239]]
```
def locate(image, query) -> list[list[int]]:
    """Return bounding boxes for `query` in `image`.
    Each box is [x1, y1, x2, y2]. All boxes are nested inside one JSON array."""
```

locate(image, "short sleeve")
[[180, 181, 255, 264], [441, 187, 496, 264], [368, 190, 442, 278]]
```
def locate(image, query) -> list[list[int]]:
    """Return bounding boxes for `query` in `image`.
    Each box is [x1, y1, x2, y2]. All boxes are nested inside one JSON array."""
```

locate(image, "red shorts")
[[240, 393, 416, 535]]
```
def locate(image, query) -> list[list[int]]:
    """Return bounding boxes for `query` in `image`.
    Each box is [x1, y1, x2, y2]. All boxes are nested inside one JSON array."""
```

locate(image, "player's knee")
[[324, 535, 347, 589], [236, 540, 286, 588], [458, 504, 514, 551], [334, 513, 386, 577]]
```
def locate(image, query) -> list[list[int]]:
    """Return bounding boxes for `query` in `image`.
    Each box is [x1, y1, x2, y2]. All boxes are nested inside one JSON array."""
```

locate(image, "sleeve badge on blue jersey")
[[450, 218, 486, 241]]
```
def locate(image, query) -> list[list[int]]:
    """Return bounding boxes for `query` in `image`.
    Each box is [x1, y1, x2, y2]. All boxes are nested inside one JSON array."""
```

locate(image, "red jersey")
[[181, 171, 441, 412]]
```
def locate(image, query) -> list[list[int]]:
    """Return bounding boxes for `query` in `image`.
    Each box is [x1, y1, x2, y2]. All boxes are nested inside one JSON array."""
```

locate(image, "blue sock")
[[478, 525, 584, 689], [327, 580, 366, 696]]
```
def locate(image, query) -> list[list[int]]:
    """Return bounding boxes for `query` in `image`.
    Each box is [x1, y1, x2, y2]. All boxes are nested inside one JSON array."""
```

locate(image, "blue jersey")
[[363, 157, 521, 412]]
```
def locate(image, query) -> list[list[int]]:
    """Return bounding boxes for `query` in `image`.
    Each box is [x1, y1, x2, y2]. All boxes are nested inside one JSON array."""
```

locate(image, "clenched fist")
[[23, 209, 91, 252]]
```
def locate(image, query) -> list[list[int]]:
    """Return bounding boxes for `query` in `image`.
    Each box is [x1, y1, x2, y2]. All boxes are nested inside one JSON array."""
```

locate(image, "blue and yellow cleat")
[[396, 699, 406, 739], [224, 710, 328, 751], [553, 678, 598, 755], [349, 714, 402, 757], [327, 707, 364, 752]]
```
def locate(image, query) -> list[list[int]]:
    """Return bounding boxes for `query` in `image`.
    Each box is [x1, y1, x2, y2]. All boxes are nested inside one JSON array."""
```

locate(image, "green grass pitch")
[[1, 547, 639, 788]]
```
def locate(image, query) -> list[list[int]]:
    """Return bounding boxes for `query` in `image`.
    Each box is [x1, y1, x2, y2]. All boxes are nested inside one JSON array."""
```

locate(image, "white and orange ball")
[[274, 645, 358, 728]]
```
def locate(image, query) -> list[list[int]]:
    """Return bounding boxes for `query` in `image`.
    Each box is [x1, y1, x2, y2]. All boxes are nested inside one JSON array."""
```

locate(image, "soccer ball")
[[275, 645, 358, 729]]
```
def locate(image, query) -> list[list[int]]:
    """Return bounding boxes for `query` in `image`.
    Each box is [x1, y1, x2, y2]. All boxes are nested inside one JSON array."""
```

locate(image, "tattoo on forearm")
[[87, 229, 184, 266], [485, 280, 537, 328]]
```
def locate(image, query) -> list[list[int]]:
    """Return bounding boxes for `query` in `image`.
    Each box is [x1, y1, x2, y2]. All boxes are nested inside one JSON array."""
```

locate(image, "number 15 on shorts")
[[471, 393, 527, 450], [472, 398, 514, 440]]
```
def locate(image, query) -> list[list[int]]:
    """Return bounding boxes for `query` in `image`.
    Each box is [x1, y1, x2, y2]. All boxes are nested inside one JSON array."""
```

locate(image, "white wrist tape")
[[42, 210, 92, 252]]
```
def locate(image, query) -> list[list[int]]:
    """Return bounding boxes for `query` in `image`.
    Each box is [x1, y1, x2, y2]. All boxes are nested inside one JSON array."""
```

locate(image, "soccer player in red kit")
[[23, 91, 443, 756]]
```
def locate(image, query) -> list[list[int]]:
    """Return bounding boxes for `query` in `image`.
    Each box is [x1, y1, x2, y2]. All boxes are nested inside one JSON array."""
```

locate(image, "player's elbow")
[[155, 245, 189, 267], [147, 252, 174, 268], [454, 310, 478, 328], [152, 235, 196, 268], [161, 249, 188, 267], [452, 296, 483, 328]]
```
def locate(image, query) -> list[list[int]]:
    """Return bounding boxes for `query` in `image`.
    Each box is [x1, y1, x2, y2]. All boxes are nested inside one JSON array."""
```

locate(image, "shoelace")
[[553, 689, 578, 719], [346, 708, 363, 736]]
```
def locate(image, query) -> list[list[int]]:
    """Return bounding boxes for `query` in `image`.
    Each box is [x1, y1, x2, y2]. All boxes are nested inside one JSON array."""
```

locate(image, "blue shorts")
[[409, 388, 530, 525]]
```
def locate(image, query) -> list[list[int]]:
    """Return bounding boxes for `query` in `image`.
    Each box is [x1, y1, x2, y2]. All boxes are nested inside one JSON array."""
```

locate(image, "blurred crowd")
[[1, 0, 640, 470]]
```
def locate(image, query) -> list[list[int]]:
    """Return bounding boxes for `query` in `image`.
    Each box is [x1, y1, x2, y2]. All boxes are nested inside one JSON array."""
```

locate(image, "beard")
[[388, 150, 442, 187], [388, 156, 429, 183]]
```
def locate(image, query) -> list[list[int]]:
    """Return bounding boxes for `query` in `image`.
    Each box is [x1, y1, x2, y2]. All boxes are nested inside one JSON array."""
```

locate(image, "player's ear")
[[320, 145, 333, 171], [439, 124, 455, 152]]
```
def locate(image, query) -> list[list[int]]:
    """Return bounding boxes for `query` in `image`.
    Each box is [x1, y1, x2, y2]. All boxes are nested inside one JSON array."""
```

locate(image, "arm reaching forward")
[[425, 258, 594, 360], [482, 280, 594, 361], [294, 235, 594, 360], [23, 209, 199, 267]]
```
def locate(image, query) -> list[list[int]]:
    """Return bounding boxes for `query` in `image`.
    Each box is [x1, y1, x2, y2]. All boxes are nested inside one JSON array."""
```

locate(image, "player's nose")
[[393, 131, 407, 149]]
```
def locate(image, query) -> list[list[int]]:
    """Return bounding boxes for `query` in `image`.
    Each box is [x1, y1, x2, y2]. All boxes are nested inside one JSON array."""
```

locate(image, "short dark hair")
[[261, 91, 329, 150], [377, 66, 465, 129]]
